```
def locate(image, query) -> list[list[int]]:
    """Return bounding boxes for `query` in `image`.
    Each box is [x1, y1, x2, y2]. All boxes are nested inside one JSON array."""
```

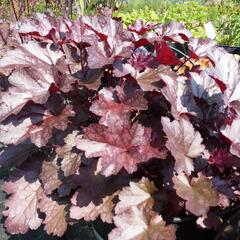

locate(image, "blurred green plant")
[[115, 0, 240, 46], [0, 0, 124, 20], [214, 3, 240, 46]]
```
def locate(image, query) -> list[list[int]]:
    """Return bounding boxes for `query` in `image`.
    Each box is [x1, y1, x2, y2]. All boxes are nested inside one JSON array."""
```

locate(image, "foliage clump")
[[0, 12, 239, 239]]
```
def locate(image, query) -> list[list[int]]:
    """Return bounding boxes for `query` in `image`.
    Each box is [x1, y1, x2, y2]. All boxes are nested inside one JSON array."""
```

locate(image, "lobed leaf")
[[109, 207, 176, 240], [115, 177, 156, 214], [173, 173, 219, 217], [39, 193, 68, 237], [70, 192, 117, 224], [0, 105, 75, 147], [39, 157, 62, 195], [56, 130, 81, 176], [161, 116, 205, 175], [3, 169, 43, 234], [77, 121, 166, 176]]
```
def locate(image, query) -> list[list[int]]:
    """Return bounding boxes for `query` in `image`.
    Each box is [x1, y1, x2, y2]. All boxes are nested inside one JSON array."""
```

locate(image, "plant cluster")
[[2, 1, 240, 46], [0, 13, 240, 239]]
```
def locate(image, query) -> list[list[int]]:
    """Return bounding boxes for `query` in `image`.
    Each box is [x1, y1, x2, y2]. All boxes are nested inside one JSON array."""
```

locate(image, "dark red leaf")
[[70, 158, 129, 206], [155, 41, 181, 66], [128, 19, 155, 35], [208, 148, 240, 169]]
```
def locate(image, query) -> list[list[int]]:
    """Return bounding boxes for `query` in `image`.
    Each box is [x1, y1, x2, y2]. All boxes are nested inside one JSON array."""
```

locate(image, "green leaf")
[[79, 0, 85, 16]]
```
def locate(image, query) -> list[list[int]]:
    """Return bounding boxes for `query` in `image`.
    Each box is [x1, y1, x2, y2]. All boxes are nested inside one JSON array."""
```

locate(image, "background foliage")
[[116, 0, 240, 46]]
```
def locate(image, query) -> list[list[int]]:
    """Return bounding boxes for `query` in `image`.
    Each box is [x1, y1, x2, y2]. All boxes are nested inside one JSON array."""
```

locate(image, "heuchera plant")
[[0, 13, 239, 239]]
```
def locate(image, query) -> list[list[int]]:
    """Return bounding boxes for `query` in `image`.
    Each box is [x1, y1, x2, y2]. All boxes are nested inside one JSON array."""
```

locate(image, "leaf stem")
[[10, 0, 24, 44]]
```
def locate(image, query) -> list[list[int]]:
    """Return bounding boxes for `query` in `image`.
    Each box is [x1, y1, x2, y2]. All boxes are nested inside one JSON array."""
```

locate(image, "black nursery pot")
[[219, 45, 240, 55], [214, 209, 240, 240]]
